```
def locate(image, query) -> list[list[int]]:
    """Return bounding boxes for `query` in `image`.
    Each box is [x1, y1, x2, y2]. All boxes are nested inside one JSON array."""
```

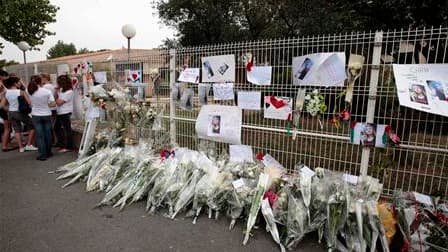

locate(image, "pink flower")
[[339, 110, 351, 121], [263, 190, 278, 207]]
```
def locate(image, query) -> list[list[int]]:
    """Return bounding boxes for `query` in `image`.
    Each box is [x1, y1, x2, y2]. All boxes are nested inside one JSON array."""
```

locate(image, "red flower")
[[339, 110, 351, 121], [160, 149, 174, 160], [246, 61, 254, 72], [263, 190, 278, 207], [388, 132, 400, 145], [256, 152, 264, 161], [350, 121, 357, 129], [385, 125, 392, 134]]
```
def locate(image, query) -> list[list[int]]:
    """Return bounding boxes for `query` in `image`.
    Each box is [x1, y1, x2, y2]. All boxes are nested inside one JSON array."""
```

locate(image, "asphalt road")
[[0, 149, 325, 252]]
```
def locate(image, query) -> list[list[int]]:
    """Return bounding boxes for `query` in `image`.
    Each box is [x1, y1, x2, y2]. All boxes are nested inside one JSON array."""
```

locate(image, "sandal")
[[58, 148, 71, 153]]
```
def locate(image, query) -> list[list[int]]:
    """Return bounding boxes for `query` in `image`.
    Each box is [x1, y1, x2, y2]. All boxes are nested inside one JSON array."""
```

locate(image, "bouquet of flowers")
[[226, 178, 257, 229], [305, 89, 327, 129]]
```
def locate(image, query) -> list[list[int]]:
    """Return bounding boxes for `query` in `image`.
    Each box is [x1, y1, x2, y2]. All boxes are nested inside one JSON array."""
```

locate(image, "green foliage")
[[0, 59, 19, 69], [78, 48, 92, 54], [154, 0, 448, 46], [0, 0, 59, 53], [47, 40, 77, 59]]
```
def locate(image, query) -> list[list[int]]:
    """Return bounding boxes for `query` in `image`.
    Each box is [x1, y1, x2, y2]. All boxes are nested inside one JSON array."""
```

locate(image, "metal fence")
[[6, 27, 448, 199]]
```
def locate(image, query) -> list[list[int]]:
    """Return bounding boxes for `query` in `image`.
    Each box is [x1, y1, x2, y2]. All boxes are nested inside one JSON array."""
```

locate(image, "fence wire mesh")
[[6, 27, 447, 199]]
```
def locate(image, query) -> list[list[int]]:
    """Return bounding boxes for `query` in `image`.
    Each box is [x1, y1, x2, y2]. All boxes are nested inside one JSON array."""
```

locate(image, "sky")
[[0, 0, 175, 63]]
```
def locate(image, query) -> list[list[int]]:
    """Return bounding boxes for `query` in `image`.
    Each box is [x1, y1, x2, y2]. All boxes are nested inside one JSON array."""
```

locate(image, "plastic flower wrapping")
[[53, 138, 445, 251]]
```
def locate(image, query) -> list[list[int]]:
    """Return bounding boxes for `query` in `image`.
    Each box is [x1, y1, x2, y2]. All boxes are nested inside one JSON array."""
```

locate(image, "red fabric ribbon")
[[350, 121, 357, 129], [246, 61, 254, 72]]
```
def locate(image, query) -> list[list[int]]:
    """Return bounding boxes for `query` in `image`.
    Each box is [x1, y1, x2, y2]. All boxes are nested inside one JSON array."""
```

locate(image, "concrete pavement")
[[0, 149, 325, 252]]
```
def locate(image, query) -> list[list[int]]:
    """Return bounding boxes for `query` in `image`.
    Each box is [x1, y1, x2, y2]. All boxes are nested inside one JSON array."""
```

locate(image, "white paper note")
[[229, 145, 254, 163], [93, 71, 107, 84], [237, 91, 261, 110], [262, 154, 285, 171], [393, 64, 448, 117], [178, 68, 200, 84], [300, 166, 316, 178], [195, 105, 242, 144], [292, 52, 346, 87], [232, 178, 245, 189], [264, 96, 292, 120], [213, 83, 234, 100], [247, 66, 272, 85], [343, 173, 359, 185], [202, 55, 235, 83]]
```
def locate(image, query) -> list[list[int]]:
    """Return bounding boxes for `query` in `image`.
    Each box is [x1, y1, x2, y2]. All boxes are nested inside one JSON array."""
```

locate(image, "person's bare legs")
[[1, 121, 10, 150], [15, 131, 23, 149], [27, 129, 35, 146]]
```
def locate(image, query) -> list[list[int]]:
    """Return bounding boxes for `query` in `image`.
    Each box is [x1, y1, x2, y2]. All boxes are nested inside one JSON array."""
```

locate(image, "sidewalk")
[[0, 150, 324, 252]]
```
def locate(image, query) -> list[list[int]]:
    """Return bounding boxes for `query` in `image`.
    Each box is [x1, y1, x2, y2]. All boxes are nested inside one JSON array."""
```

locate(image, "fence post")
[[169, 49, 177, 145], [360, 31, 383, 176]]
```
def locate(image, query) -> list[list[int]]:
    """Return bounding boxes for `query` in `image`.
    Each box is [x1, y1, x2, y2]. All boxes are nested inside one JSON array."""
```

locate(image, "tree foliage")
[[0, 59, 19, 69], [0, 0, 59, 53], [154, 0, 448, 46], [47, 40, 77, 59], [78, 48, 92, 54]]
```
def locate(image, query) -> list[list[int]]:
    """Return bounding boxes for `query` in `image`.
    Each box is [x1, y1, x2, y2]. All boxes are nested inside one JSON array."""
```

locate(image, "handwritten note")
[[178, 68, 200, 83], [213, 83, 234, 100], [229, 145, 254, 163], [247, 66, 272, 85], [238, 91, 261, 110]]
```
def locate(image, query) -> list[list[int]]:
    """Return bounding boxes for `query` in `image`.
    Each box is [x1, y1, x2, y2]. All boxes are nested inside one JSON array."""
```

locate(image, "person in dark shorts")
[[0, 70, 13, 151], [0, 76, 37, 153]]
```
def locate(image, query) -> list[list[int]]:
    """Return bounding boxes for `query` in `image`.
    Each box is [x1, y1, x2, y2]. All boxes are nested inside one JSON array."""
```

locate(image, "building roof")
[[37, 48, 162, 64]]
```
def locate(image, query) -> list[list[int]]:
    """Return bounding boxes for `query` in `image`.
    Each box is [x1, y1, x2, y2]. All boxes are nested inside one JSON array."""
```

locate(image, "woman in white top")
[[28, 75, 56, 161], [0, 70, 13, 151], [0, 76, 37, 152], [41, 73, 57, 144], [54, 75, 74, 152]]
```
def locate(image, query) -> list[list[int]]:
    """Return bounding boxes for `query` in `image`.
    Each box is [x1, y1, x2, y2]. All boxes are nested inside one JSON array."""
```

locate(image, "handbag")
[[18, 96, 31, 114]]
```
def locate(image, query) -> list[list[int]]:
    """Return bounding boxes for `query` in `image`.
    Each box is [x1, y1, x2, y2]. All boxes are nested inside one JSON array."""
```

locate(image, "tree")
[[0, 0, 58, 53], [78, 48, 92, 54], [47, 40, 77, 59], [0, 59, 19, 69], [154, 0, 448, 46]]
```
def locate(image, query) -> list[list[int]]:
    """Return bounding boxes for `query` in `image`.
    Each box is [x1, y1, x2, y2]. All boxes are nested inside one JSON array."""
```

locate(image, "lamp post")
[[17, 41, 30, 81], [121, 24, 136, 65], [17, 41, 30, 64]]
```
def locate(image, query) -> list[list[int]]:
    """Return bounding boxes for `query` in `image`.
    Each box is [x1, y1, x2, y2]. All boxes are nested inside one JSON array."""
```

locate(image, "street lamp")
[[121, 24, 136, 63], [17, 41, 30, 64], [17, 41, 30, 81]]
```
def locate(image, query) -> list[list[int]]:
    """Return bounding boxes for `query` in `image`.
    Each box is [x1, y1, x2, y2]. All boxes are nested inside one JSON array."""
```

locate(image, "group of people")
[[0, 70, 74, 161]]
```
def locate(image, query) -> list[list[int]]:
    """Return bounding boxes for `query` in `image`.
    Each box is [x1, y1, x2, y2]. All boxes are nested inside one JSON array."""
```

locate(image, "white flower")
[[312, 89, 319, 95]]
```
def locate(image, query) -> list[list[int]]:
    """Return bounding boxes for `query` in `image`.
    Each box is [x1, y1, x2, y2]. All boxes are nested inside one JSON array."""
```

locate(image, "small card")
[[178, 68, 200, 83], [237, 91, 261, 110], [300, 166, 316, 178], [247, 66, 272, 85], [413, 192, 433, 206], [213, 83, 234, 100], [229, 145, 254, 163], [262, 154, 285, 171], [232, 178, 245, 189]]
